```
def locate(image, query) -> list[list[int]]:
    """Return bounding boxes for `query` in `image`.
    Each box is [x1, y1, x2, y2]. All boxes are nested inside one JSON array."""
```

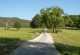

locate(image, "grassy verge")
[[0, 38, 21, 55], [53, 29, 80, 55]]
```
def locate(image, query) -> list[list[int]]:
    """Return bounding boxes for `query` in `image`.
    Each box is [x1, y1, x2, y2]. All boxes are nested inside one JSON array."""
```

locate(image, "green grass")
[[52, 29, 80, 55], [53, 29, 80, 47], [0, 28, 42, 40]]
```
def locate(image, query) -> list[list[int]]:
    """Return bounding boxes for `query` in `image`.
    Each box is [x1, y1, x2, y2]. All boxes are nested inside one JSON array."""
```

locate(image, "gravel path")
[[29, 33, 54, 44], [10, 32, 61, 55]]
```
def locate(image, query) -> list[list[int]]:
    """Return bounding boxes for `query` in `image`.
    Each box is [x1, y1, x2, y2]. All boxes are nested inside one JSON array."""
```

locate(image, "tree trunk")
[[52, 26, 55, 32], [52, 24, 57, 33]]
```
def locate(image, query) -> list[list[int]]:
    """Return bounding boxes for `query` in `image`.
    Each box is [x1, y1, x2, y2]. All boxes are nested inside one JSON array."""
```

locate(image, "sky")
[[0, 0, 80, 20]]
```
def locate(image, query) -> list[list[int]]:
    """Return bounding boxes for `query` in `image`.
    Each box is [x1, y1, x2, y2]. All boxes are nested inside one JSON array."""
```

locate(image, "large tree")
[[40, 7, 64, 32]]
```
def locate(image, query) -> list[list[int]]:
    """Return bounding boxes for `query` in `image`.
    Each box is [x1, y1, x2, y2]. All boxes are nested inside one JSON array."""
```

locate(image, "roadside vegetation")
[[53, 29, 80, 55]]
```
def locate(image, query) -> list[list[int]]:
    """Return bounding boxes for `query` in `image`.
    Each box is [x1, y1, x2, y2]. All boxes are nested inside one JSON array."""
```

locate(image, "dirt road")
[[10, 32, 60, 55]]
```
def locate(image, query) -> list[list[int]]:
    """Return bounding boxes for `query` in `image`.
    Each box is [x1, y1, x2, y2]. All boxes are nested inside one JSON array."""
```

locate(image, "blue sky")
[[0, 0, 80, 20]]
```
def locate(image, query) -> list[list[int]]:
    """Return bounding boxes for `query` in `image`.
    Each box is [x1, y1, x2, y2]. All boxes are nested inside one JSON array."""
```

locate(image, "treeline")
[[30, 6, 80, 32], [31, 14, 80, 29], [0, 17, 31, 29], [64, 15, 80, 28]]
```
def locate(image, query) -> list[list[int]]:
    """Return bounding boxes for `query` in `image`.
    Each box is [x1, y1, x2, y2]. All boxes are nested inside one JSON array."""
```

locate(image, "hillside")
[[0, 17, 31, 27]]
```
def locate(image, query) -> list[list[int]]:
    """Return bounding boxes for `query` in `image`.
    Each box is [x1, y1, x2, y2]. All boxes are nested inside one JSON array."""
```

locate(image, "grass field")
[[53, 29, 80, 55], [53, 29, 80, 47], [0, 28, 43, 40]]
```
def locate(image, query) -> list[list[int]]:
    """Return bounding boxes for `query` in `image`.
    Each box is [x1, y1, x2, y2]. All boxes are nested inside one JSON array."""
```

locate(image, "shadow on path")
[[0, 37, 21, 55], [11, 41, 60, 55]]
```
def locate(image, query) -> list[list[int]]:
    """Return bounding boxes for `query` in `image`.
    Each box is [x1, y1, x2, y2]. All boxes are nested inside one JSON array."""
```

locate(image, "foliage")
[[63, 15, 73, 27], [31, 6, 80, 32], [30, 14, 42, 28], [64, 15, 80, 28], [31, 6, 64, 32], [69, 15, 80, 28]]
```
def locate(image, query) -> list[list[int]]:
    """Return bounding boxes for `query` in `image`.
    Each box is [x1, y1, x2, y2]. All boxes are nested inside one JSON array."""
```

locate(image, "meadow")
[[53, 29, 80, 55], [53, 29, 80, 47], [0, 28, 42, 40]]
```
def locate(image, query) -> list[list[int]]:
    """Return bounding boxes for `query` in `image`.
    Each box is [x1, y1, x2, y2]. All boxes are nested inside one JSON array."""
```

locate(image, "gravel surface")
[[10, 33, 61, 55]]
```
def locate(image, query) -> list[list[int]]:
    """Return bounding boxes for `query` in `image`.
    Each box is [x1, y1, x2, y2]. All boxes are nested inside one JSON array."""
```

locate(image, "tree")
[[50, 7, 64, 32], [63, 14, 73, 27], [40, 7, 64, 32], [13, 21, 21, 30], [30, 14, 42, 28], [40, 8, 52, 28], [31, 6, 64, 32], [68, 15, 80, 28]]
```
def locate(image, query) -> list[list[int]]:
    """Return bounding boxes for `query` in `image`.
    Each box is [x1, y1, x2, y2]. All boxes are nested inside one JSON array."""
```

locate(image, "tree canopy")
[[31, 6, 64, 32]]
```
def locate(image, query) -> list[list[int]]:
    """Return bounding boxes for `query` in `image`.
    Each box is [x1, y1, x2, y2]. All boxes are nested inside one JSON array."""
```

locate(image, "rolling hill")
[[0, 17, 31, 27]]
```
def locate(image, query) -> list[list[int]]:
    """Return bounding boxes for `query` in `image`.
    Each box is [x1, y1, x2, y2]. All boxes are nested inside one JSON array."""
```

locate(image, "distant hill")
[[0, 17, 31, 27]]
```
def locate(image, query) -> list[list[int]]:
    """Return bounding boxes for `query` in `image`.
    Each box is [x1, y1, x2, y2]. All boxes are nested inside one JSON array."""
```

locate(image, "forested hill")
[[0, 17, 31, 27]]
